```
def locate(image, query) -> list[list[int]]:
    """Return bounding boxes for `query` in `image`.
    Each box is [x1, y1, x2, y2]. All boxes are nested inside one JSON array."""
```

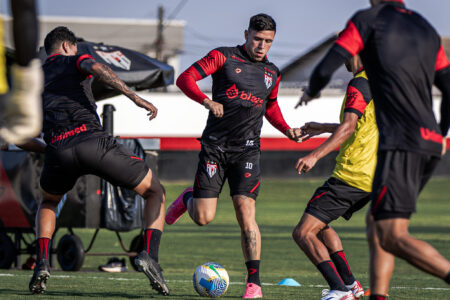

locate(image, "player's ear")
[[61, 41, 69, 54], [244, 30, 248, 42]]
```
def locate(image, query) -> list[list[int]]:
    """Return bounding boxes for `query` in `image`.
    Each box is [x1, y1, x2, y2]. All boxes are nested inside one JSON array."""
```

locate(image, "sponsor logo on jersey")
[[95, 50, 131, 70], [420, 127, 443, 144], [51, 124, 88, 144], [226, 84, 263, 107], [235, 68, 242, 74], [245, 172, 252, 178], [206, 161, 218, 178], [264, 72, 273, 89], [226, 84, 239, 99]]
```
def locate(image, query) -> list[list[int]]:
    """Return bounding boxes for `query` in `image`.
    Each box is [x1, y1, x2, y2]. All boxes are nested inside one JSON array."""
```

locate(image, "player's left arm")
[[297, 10, 374, 107], [265, 75, 302, 142], [79, 58, 158, 120], [434, 45, 450, 155]]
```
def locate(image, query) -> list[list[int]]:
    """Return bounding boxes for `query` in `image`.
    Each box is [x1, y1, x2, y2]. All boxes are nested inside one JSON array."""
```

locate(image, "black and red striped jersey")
[[42, 53, 107, 148], [308, 0, 450, 157], [177, 45, 289, 151]]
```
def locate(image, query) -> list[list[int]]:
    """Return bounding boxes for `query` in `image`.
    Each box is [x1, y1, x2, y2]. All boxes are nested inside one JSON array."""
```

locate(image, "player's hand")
[[442, 138, 447, 156], [295, 87, 320, 109], [300, 122, 325, 141], [295, 154, 318, 174], [203, 98, 224, 118], [135, 97, 158, 120], [286, 128, 302, 143]]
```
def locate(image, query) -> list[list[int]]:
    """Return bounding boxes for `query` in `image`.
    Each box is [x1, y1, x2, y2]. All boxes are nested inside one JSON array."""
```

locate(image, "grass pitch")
[[1, 177, 449, 299]]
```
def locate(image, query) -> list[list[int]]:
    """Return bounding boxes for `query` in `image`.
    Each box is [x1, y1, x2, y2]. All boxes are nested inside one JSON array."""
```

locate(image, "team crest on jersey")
[[264, 72, 273, 89], [206, 161, 218, 178], [95, 50, 131, 70]]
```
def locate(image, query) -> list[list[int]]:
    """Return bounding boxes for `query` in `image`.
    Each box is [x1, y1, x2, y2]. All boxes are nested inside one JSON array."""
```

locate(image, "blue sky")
[[2, 0, 450, 70]]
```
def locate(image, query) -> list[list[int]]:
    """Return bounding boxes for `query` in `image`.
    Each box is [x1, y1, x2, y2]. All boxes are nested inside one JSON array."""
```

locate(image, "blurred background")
[[1, 0, 449, 179]]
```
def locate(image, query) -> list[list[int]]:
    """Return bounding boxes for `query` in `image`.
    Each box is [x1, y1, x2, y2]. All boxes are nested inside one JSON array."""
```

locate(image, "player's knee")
[[193, 210, 214, 226], [377, 225, 408, 254], [141, 179, 165, 202], [292, 225, 313, 248]]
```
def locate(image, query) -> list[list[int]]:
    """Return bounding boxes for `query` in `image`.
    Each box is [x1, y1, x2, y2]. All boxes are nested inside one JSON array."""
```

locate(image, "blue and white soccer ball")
[[193, 262, 229, 297]]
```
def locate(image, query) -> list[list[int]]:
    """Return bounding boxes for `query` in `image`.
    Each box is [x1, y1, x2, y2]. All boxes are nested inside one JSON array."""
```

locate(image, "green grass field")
[[1, 178, 450, 299]]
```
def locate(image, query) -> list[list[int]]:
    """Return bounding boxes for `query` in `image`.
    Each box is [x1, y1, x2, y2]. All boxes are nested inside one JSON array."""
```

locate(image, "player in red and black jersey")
[[167, 14, 301, 298], [29, 27, 170, 296], [297, 1, 450, 298]]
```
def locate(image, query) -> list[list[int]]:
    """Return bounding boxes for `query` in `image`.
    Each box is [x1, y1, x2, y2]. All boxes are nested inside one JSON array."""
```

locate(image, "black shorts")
[[305, 177, 371, 224], [193, 145, 261, 200], [40, 136, 149, 195], [371, 150, 440, 221]]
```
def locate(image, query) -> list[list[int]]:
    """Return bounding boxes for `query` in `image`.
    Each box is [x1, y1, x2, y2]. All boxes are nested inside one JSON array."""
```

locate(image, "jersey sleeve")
[[268, 74, 281, 101], [436, 45, 450, 72], [344, 77, 371, 118], [76, 54, 95, 72], [265, 100, 290, 134], [176, 49, 227, 104], [335, 9, 375, 56]]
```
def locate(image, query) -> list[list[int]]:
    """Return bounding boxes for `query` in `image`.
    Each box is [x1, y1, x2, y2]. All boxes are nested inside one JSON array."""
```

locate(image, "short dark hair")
[[248, 13, 276, 32], [44, 26, 77, 55]]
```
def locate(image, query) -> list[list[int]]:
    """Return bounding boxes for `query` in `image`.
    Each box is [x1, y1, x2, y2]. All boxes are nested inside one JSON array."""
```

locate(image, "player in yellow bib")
[[292, 55, 376, 300]]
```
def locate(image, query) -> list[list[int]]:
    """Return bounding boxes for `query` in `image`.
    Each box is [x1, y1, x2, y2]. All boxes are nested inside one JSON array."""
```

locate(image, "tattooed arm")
[[79, 59, 157, 120]]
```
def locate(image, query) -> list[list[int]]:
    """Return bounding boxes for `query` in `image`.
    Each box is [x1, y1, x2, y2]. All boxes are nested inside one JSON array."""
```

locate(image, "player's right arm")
[[296, 79, 369, 174], [300, 122, 339, 141], [176, 49, 226, 118], [434, 45, 450, 156], [79, 58, 158, 120]]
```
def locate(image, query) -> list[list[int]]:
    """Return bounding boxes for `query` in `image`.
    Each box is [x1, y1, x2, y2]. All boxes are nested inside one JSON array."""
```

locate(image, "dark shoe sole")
[[29, 271, 50, 294], [135, 258, 169, 296]]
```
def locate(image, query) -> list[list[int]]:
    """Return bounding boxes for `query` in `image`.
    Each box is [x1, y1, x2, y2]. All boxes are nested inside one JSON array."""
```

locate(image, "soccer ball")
[[193, 262, 229, 297]]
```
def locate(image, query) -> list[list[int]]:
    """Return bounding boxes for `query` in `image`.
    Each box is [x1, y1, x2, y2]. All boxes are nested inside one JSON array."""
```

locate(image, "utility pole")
[[155, 5, 164, 61]]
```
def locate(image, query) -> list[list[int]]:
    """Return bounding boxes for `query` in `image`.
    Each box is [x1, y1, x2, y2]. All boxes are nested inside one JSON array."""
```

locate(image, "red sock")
[[317, 261, 347, 291], [330, 250, 356, 285], [143, 229, 162, 262]]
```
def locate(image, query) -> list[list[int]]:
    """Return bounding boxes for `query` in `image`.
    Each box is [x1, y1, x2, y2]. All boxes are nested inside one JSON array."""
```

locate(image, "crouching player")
[[292, 55, 375, 300]]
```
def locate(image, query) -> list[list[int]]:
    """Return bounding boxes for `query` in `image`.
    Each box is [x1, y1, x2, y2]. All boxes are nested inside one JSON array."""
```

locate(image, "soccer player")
[[167, 14, 301, 298], [292, 55, 373, 300], [298, 1, 450, 299], [0, 0, 43, 145], [28, 27, 169, 296]]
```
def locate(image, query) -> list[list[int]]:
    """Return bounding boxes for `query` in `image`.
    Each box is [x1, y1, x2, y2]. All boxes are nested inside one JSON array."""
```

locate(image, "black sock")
[[36, 238, 51, 261], [316, 261, 347, 291], [143, 229, 162, 262], [182, 190, 193, 207], [445, 272, 450, 284], [245, 260, 261, 286], [370, 295, 387, 300], [330, 250, 356, 285]]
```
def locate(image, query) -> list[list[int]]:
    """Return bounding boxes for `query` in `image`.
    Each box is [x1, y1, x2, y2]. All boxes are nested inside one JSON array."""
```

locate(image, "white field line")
[[1, 273, 449, 291]]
